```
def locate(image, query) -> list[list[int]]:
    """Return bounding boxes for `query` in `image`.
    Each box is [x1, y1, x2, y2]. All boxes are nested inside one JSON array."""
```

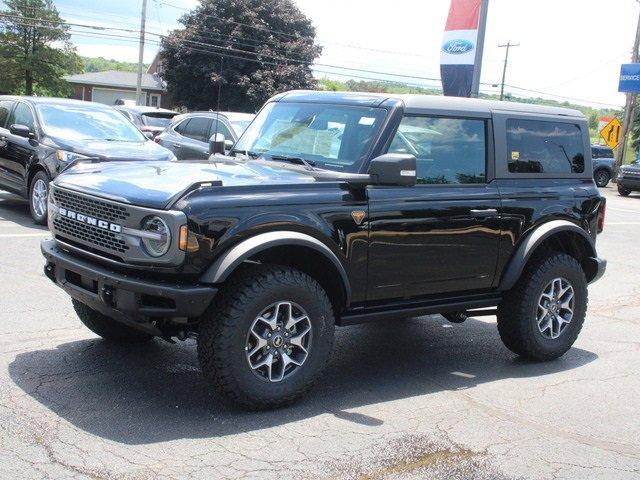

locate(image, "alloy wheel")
[[536, 277, 574, 340], [31, 178, 48, 219], [245, 301, 312, 382]]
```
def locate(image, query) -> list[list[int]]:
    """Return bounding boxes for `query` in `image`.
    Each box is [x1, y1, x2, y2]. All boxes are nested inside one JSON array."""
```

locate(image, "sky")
[[6, 0, 640, 108]]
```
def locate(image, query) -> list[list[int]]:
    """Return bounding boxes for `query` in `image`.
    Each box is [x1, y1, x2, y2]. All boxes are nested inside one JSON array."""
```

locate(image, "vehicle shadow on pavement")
[[8, 316, 597, 445], [0, 191, 48, 230]]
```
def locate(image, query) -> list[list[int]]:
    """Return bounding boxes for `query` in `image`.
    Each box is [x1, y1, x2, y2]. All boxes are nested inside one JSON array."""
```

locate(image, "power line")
[[0, 11, 622, 108]]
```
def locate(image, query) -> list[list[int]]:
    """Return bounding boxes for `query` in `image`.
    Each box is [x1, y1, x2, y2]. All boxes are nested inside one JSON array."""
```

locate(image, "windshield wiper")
[[230, 149, 260, 159], [267, 154, 316, 170]]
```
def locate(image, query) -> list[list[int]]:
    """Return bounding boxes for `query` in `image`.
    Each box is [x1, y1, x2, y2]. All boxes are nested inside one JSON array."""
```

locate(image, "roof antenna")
[[213, 57, 223, 156]]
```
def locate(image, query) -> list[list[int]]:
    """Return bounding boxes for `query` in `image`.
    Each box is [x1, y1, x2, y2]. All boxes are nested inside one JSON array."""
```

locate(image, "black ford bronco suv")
[[41, 91, 606, 410]]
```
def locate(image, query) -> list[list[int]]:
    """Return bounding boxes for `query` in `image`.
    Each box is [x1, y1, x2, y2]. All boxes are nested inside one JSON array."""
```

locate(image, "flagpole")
[[470, 0, 489, 97]]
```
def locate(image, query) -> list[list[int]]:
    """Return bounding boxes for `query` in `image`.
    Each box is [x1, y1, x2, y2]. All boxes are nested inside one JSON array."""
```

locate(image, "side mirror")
[[224, 139, 234, 152], [10, 124, 34, 139], [367, 153, 417, 186], [143, 131, 154, 140], [209, 133, 226, 155]]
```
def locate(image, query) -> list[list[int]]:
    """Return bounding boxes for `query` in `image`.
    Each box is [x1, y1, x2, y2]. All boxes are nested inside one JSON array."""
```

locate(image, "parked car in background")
[[155, 111, 254, 160], [616, 159, 640, 196], [591, 144, 615, 187], [0, 96, 175, 224], [114, 105, 179, 138]]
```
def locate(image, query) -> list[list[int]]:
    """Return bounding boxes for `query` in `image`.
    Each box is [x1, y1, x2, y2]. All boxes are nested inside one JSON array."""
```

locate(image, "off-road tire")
[[618, 185, 631, 197], [29, 170, 49, 225], [72, 299, 154, 343], [594, 169, 610, 188], [497, 252, 587, 361], [197, 265, 335, 410]]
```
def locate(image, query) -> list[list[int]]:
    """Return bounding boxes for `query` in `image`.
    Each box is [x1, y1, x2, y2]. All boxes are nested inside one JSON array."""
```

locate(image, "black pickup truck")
[[41, 91, 606, 409]]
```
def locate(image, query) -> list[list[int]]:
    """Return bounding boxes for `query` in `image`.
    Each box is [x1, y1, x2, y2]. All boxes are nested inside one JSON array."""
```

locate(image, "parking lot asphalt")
[[0, 186, 639, 480]]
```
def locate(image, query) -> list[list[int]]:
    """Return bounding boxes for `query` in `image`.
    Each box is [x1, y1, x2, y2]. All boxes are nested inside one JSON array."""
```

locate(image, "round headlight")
[[141, 216, 171, 257]]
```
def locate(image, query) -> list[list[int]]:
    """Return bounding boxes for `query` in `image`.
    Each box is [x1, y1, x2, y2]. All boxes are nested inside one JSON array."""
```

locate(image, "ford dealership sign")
[[442, 39, 475, 55]]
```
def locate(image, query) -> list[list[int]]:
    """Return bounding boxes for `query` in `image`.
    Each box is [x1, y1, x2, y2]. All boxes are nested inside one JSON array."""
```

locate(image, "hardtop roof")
[[273, 90, 585, 118]]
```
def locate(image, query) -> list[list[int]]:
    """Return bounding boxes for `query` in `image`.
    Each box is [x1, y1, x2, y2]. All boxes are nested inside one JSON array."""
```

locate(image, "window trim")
[[384, 113, 490, 187], [493, 111, 592, 180]]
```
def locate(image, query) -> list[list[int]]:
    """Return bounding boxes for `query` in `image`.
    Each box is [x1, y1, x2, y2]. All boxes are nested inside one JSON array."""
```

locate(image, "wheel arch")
[[499, 220, 598, 291], [200, 231, 352, 312]]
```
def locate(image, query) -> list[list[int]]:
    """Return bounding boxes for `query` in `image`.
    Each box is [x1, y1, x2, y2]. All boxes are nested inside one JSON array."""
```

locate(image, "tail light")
[[597, 200, 606, 234]]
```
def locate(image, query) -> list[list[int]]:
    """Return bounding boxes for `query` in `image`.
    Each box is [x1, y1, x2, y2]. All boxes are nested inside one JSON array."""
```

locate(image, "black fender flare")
[[200, 231, 352, 306], [498, 220, 597, 291]]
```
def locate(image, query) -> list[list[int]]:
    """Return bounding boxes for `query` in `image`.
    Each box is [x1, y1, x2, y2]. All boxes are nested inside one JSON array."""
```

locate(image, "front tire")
[[197, 265, 335, 410], [618, 185, 631, 196], [497, 252, 587, 361], [29, 171, 49, 225], [72, 299, 154, 343], [594, 169, 610, 187]]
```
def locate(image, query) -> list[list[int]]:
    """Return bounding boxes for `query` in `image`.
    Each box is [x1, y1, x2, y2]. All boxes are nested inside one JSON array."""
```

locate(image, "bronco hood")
[[54, 159, 316, 209]]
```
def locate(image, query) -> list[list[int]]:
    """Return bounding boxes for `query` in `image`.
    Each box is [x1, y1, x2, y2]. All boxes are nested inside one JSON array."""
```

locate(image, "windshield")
[[233, 102, 387, 172], [142, 113, 176, 128], [38, 104, 146, 143]]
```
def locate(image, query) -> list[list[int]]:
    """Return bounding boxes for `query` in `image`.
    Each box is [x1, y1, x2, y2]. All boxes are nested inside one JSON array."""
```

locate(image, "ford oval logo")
[[442, 39, 474, 55]]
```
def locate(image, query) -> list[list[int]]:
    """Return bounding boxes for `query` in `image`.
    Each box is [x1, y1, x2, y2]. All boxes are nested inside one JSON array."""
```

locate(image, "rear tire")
[[197, 265, 335, 410], [618, 185, 631, 196], [29, 171, 49, 225], [72, 299, 154, 343], [497, 252, 587, 361], [594, 169, 610, 188]]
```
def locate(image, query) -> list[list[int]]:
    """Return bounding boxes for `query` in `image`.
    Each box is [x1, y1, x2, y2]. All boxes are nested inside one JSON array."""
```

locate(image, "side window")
[[8, 102, 35, 133], [0, 100, 14, 128], [507, 119, 584, 174], [591, 147, 600, 159], [180, 117, 211, 141], [209, 119, 233, 141], [387, 116, 486, 184]]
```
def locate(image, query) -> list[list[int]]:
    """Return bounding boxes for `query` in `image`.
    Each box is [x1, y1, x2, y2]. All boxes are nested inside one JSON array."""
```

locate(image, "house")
[[64, 54, 173, 108]]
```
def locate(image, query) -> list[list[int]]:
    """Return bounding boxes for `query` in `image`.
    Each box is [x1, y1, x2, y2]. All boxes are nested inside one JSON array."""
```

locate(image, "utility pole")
[[498, 41, 519, 101], [135, 0, 148, 106], [616, 3, 640, 173], [470, 0, 490, 98]]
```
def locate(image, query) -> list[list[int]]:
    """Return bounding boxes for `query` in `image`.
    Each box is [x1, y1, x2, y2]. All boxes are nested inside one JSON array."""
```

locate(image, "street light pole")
[[498, 41, 519, 101], [616, 2, 640, 172], [135, 0, 148, 106]]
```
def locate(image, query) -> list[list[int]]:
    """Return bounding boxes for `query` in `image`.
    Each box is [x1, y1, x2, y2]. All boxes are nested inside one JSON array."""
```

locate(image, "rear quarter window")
[[506, 119, 585, 174]]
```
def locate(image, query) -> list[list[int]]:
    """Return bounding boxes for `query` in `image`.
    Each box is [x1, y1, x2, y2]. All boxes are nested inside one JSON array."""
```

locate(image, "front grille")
[[53, 188, 130, 223], [54, 215, 129, 254]]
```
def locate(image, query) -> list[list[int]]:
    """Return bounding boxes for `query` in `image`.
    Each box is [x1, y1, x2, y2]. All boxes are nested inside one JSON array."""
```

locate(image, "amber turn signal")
[[178, 225, 200, 252]]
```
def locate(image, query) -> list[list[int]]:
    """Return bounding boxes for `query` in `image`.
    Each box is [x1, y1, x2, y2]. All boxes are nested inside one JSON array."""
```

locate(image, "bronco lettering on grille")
[[58, 207, 122, 233]]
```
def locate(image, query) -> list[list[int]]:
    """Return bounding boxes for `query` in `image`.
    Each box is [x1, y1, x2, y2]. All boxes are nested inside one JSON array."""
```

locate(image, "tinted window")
[[209, 119, 234, 141], [0, 100, 14, 128], [507, 119, 584, 174], [142, 113, 175, 128], [180, 117, 211, 141], [387, 116, 486, 184], [9, 102, 35, 132]]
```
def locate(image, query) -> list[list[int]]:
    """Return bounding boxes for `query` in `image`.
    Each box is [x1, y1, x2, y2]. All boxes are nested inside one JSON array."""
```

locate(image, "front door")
[[366, 114, 502, 304], [2, 102, 37, 193]]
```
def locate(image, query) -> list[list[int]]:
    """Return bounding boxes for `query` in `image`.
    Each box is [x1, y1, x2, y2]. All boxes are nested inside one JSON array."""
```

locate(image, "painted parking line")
[[607, 207, 640, 215], [605, 222, 640, 225]]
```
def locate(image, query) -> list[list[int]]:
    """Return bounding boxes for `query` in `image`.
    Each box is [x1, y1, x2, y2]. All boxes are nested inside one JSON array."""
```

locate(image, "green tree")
[[588, 111, 598, 131], [0, 0, 82, 96], [161, 0, 321, 112]]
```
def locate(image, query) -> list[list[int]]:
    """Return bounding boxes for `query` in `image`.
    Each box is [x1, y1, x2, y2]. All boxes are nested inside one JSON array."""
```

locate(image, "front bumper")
[[617, 176, 640, 189], [41, 238, 217, 326]]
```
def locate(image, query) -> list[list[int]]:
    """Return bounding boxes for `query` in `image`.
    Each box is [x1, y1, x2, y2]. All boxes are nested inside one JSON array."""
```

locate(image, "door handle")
[[173, 143, 181, 148], [470, 208, 499, 218]]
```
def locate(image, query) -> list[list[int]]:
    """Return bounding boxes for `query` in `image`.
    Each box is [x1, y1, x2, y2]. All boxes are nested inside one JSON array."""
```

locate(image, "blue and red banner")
[[440, 0, 482, 97]]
